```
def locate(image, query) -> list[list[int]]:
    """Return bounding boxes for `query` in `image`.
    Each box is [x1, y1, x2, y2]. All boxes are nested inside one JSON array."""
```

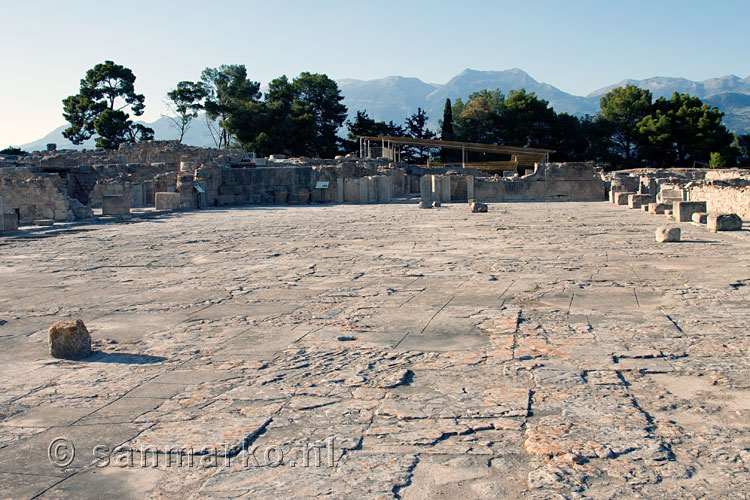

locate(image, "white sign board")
[[315, 181, 329, 189]]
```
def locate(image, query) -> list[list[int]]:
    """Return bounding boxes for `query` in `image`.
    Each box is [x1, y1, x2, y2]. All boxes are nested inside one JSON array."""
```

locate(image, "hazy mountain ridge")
[[20, 69, 750, 151]]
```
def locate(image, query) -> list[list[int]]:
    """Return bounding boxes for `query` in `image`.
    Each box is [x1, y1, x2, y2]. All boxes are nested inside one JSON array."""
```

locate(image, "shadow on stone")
[[87, 351, 167, 364]]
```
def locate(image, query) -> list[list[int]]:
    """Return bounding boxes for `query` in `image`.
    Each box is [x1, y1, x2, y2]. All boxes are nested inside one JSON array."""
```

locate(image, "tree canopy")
[[62, 60, 154, 149], [165, 81, 209, 143]]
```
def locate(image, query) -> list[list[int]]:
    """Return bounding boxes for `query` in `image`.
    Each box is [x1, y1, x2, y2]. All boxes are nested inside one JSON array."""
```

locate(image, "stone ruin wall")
[[688, 178, 750, 220], [0, 168, 71, 223], [473, 163, 606, 202]]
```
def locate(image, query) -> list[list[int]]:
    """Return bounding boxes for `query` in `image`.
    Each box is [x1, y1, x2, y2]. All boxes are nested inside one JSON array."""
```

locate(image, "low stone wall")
[[0, 175, 71, 223], [688, 179, 750, 220], [474, 163, 606, 202]]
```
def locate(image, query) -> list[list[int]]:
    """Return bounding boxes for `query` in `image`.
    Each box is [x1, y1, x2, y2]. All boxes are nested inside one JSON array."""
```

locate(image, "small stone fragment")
[[48, 319, 92, 360], [655, 226, 680, 243], [471, 202, 488, 213]]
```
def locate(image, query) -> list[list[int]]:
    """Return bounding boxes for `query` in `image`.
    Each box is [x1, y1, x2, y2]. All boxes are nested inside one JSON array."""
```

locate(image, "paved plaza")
[[0, 201, 748, 499]]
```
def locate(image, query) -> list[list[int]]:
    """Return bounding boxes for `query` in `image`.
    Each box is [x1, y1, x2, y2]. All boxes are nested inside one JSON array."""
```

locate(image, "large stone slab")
[[673, 201, 707, 222], [628, 194, 655, 209], [155, 192, 180, 210], [614, 192, 634, 206], [102, 195, 130, 216]]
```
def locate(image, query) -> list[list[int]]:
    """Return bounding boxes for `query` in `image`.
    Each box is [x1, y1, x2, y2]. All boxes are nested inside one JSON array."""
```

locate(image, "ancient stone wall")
[[688, 179, 750, 219], [0, 170, 71, 223], [474, 163, 606, 202]]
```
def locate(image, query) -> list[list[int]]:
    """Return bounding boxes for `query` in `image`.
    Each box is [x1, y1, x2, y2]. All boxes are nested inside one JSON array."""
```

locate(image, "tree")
[[440, 98, 457, 162], [496, 89, 556, 148], [291, 72, 347, 158], [0, 146, 26, 156], [638, 92, 733, 167], [597, 85, 653, 166], [732, 133, 750, 167], [253, 75, 315, 156], [165, 81, 209, 143], [453, 90, 504, 144], [201, 65, 262, 149], [403, 108, 435, 163], [62, 60, 154, 149]]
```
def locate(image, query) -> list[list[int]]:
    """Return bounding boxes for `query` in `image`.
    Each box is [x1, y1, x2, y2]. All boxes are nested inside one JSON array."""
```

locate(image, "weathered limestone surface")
[[692, 212, 709, 224], [48, 319, 91, 359], [707, 213, 743, 231], [655, 226, 681, 242], [1, 202, 749, 499], [101, 195, 130, 216], [155, 192, 181, 211], [1, 212, 19, 232], [628, 194, 655, 209], [674, 201, 707, 222], [648, 202, 671, 214], [614, 192, 634, 206]]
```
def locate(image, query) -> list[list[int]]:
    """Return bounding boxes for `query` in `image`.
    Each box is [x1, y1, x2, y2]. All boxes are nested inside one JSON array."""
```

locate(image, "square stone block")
[[155, 192, 181, 211], [674, 201, 707, 222], [102, 195, 130, 216]]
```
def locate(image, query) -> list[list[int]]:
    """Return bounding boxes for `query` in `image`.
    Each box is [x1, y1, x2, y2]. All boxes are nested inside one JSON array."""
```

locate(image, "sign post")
[[315, 181, 329, 204]]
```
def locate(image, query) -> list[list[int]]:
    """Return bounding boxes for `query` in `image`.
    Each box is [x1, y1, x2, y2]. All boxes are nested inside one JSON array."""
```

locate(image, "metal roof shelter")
[[357, 136, 555, 172]]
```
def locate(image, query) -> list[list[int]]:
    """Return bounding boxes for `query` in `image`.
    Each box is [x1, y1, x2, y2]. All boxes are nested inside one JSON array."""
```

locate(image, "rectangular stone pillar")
[[431, 175, 441, 202], [1, 212, 19, 232], [466, 175, 474, 201], [359, 177, 369, 204], [420, 175, 431, 204], [377, 176, 391, 203], [337, 177, 344, 203], [367, 176, 377, 203], [441, 175, 451, 202]]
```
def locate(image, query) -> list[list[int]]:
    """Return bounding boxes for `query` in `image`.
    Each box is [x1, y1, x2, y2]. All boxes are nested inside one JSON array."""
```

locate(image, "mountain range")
[[20, 69, 750, 152]]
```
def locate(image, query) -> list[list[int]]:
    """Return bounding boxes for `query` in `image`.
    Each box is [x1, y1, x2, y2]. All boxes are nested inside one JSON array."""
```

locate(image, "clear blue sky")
[[1, 0, 748, 146]]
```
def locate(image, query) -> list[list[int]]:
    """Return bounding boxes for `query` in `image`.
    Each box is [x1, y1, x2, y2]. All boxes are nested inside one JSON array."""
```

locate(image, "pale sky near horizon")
[[1, 0, 748, 146]]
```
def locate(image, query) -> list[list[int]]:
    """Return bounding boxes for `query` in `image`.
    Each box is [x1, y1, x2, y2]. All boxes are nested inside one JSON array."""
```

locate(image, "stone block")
[[1, 212, 19, 232], [655, 226, 681, 243], [691, 212, 708, 224], [102, 195, 130, 216], [628, 194, 655, 209], [441, 175, 451, 202], [432, 201, 441, 208], [648, 203, 671, 214], [431, 175, 441, 202], [642, 204, 649, 211], [657, 188, 684, 203], [420, 176, 432, 203], [48, 319, 91, 360], [359, 177, 370, 204], [73, 205, 94, 220], [466, 175, 474, 201], [707, 213, 743, 231], [34, 219, 54, 226], [674, 201, 707, 222], [418, 200, 432, 209], [614, 192, 634, 206], [155, 192, 181, 211], [337, 177, 344, 203], [470, 202, 488, 213], [377, 176, 391, 203]]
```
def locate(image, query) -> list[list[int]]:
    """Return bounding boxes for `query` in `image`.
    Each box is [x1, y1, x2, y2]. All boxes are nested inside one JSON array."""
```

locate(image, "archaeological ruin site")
[[0, 139, 749, 499]]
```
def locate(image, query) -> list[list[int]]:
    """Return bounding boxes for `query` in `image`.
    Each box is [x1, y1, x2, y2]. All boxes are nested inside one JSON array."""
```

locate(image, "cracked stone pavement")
[[0, 201, 748, 499]]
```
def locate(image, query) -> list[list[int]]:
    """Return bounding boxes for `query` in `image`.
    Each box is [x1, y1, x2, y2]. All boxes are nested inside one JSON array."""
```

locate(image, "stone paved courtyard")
[[0, 201, 748, 499]]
